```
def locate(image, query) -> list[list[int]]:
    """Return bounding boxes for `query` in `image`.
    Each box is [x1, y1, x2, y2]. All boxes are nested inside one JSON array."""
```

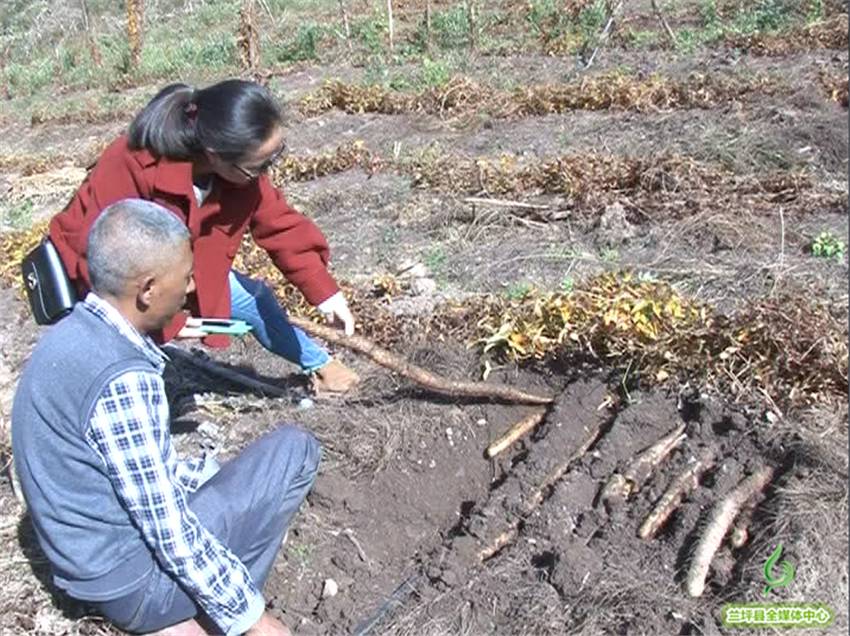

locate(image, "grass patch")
[[0, 198, 34, 230], [270, 23, 326, 63]]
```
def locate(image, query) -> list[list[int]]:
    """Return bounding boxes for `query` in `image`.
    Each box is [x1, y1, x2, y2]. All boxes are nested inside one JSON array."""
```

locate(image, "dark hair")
[[127, 80, 282, 162]]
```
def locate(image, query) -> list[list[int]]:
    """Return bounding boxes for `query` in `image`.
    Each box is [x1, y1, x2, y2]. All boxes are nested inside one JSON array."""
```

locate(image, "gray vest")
[[12, 303, 156, 600]]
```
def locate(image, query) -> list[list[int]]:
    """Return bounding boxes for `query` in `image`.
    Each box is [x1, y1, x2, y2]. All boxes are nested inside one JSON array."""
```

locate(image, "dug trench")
[[161, 339, 805, 635]]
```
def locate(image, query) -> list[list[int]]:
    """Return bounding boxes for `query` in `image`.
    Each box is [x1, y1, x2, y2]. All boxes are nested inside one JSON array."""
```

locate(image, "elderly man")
[[12, 199, 319, 636]]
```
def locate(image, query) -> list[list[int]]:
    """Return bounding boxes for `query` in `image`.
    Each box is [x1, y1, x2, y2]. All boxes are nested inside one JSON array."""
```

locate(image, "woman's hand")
[[175, 316, 207, 339], [317, 291, 355, 336]]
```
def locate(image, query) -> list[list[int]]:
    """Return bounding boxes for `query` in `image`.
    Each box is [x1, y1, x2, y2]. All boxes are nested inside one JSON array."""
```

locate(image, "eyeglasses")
[[232, 144, 287, 180]]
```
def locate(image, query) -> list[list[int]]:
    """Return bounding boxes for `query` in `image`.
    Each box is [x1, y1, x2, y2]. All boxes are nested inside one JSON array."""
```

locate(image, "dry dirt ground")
[[0, 10, 848, 636]]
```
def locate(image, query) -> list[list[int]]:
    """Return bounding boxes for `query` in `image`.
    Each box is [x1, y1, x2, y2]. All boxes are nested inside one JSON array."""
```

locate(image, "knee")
[[235, 273, 274, 302], [271, 424, 321, 478], [247, 278, 278, 306]]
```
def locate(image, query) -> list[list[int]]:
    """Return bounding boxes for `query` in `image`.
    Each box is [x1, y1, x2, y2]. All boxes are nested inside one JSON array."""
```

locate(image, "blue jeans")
[[228, 271, 330, 372]]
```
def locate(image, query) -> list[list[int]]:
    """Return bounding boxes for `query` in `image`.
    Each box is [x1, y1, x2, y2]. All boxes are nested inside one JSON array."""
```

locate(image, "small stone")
[[322, 578, 339, 598], [298, 397, 315, 410], [398, 262, 428, 279], [476, 418, 486, 426], [197, 421, 220, 437], [429, 459, 436, 468], [595, 202, 636, 246], [410, 277, 438, 296]]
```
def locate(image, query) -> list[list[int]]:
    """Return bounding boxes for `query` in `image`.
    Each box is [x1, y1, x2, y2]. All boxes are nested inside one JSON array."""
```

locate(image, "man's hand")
[[176, 317, 206, 339], [316, 291, 355, 336], [246, 611, 292, 636]]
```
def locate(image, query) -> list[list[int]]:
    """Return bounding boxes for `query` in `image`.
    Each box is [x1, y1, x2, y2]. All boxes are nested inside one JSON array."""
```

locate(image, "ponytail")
[[127, 84, 200, 159], [128, 80, 282, 163]]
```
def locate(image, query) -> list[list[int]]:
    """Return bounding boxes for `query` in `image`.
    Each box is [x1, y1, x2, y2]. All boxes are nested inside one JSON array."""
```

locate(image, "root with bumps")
[[288, 316, 554, 405], [638, 448, 717, 540], [686, 464, 776, 597]]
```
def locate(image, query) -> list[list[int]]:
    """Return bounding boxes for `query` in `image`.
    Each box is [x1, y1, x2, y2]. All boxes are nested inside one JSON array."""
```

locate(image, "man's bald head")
[[87, 199, 190, 297]]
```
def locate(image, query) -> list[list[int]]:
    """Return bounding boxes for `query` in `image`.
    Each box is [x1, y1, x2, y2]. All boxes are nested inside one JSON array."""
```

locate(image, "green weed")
[[732, 0, 793, 34], [806, 0, 825, 23], [699, 0, 720, 27], [599, 246, 620, 263], [811, 231, 846, 259], [419, 57, 452, 87], [430, 5, 471, 50], [1, 199, 34, 229], [352, 15, 386, 54], [506, 282, 533, 300], [527, 0, 567, 38], [288, 542, 312, 566], [578, 0, 608, 33], [274, 24, 324, 63], [424, 245, 448, 275]]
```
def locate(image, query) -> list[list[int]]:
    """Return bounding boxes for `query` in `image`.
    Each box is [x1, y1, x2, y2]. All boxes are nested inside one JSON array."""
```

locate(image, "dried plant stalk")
[[237, 0, 261, 71], [338, 0, 353, 52], [650, 0, 677, 46], [467, 1, 477, 51], [386, 0, 394, 52], [485, 407, 547, 458], [126, 0, 144, 70], [423, 0, 432, 51], [288, 317, 554, 404], [686, 465, 775, 597], [638, 448, 716, 540]]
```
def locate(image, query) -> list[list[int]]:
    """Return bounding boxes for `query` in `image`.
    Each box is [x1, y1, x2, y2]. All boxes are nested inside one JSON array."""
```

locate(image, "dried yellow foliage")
[[725, 14, 848, 56], [299, 72, 781, 119], [474, 273, 847, 411]]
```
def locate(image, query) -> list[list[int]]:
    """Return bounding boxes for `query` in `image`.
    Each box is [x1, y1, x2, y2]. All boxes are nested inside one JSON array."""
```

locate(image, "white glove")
[[317, 291, 355, 336]]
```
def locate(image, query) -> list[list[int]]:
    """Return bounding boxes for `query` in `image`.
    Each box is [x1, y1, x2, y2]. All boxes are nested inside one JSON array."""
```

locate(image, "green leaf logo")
[[763, 543, 795, 596]]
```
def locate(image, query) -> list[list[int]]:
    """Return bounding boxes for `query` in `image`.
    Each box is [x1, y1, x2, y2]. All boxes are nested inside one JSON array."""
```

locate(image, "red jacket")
[[49, 135, 339, 346]]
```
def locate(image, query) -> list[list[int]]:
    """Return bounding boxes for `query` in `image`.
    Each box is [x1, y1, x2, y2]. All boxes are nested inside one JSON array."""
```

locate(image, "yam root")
[[600, 423, 687, 505], [686, 465, 775, 597], [485, 407, 547, 458], [730, 497, 763, 549], [638, 448, 715, 540], [623, 423, 687, 488], [478, 417, 605, 561], [599, 472, 630, 504], [289, 316, 554, 404]]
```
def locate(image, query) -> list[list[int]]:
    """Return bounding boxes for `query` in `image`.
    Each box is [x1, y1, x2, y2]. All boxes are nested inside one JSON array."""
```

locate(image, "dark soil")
[[160, 338, 819, 635]]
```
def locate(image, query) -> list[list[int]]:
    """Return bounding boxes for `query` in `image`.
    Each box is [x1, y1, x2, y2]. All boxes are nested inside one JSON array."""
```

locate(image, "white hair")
[[87, 199, 190, 296]]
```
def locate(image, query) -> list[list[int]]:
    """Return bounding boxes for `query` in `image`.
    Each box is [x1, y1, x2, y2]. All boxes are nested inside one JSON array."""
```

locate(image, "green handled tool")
[[196, 319, 254, 336]]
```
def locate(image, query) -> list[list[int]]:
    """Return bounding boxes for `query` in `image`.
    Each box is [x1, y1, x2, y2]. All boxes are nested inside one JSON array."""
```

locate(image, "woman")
[[49, 79, 359, 393]]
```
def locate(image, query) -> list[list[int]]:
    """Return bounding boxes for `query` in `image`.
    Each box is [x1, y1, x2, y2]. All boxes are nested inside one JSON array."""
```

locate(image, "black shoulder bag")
[[21, 238, 78, 325]]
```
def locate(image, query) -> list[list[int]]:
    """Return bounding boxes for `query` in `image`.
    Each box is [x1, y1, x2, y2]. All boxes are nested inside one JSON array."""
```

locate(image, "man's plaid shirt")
[[82, 293, 264, 634]]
